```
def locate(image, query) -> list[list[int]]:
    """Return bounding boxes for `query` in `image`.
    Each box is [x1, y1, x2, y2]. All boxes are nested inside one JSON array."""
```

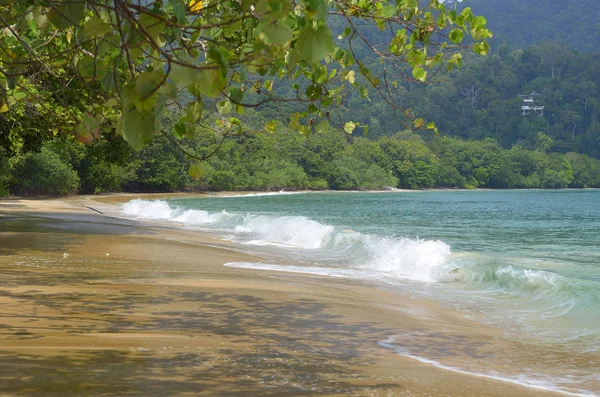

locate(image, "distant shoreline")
[[4, 186, 600, 202]]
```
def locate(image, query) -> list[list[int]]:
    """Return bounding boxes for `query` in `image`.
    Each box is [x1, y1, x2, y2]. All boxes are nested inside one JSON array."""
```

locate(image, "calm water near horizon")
[[122, 190, 600, 396]]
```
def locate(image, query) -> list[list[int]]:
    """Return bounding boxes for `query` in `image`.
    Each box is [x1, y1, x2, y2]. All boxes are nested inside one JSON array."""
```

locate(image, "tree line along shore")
[[2, 125, 598, 197]]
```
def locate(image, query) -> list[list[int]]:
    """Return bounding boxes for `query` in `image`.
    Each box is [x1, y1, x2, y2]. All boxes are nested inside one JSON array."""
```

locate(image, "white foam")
[[224, 262, 354, 278], [122, 199, 174, 219], [173, 209, 231, 225], [235, 215, 334, 250], [218, 191, 304, 198], [379, 336, 599, 397], [121, 199, 454, 281], [362, 236, 453, 282]]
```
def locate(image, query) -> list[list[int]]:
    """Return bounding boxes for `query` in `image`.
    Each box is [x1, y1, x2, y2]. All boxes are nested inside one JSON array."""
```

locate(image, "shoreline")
[[0, 196, 578, 396], [4, 186, 600, 205]]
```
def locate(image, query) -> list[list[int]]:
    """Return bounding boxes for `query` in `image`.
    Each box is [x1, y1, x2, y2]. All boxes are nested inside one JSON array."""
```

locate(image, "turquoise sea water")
[[122, 190, 600, 395]]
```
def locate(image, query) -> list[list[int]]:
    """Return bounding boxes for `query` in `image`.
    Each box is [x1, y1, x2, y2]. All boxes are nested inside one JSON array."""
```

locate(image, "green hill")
[[459, 0, 600, 52]]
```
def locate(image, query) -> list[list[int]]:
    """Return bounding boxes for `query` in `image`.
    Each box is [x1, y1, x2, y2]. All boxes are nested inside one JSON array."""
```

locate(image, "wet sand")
[[0, 197, 569, 396]]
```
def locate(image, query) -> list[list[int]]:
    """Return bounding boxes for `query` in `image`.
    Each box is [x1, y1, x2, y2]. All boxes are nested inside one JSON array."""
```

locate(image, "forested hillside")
[[2, 38, 600, 195], [1, 0, 599, 196], [361, 44, 600, 157], [458, 0, 600, 52]]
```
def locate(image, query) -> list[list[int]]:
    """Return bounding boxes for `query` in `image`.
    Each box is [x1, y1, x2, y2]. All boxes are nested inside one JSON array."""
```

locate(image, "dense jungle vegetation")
[[1, 0, 598, 195]]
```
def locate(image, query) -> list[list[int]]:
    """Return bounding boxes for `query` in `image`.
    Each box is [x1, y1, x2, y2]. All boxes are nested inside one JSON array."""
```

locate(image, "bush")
[[210, 170, 236, 191], [0, 148, 10, 196], [11, 148, 80, 196], [83, 160, 137, 193], [131, 136, 187, 191], [328, 166, 359, 190]]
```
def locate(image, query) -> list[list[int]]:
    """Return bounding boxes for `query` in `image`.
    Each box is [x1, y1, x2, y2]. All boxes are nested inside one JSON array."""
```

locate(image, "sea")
[[121, 190, 600, 396]]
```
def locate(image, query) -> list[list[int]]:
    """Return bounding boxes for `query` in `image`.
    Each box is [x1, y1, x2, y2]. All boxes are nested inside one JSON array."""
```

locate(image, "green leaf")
[[471, 16, 487, 29], [138, 13, 166, 42], [48, 1, 85, 29], [344, 121, 356, 134], [168, 0, 186, 24], [118, 94, 165, 150], [412, 67, 427, 82], [171, 64, 197, 90], [265, 120, 277, 133], [186, 100, 203, 123], [344, 70, 355, 84], [217, 100, 232, 114], [84, 18, 112, 39], [296, 25, 334, 64], [196, 68, 227, 98], [188, 163, 205, 180], [449, 28, 465, 44], [315, 119, 329, 134], [306, 85, 322, 101], [304, 0, 328, 21], [77, 56, 108, 81], [172, 120, 186, 139], [413, 118, 425, 129], [288, 112, 301, 130], [135, 70, 164, 99], [474, 41, 491, 55], [380, 4, 395, 18], [359, 86, 368, 99], [426, 121, 436, 130], [333, 48, 345, 61], [260, 24, 293, 46], [74, 113, 101, 144], [118, 109, 154, 150]]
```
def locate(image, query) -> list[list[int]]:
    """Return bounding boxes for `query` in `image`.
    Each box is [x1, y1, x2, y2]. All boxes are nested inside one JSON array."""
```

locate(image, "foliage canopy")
[[0, 0, 491, 165]]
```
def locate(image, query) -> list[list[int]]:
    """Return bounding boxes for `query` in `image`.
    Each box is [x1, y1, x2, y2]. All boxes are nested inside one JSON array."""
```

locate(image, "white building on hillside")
[[519, 92, 545, 116]]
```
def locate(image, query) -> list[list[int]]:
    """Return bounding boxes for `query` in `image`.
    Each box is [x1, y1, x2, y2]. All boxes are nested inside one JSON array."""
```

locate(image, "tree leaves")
[[186, 100, 203, 123], [197, 68, 227, 98], [117, 94, 166, 150], [77, 56, 107, 81], [135, 71, 165, 99], [74, 113, 101, 144], [260, 24, 293, 46], [344, 121, 356, 134], [344, 70, 356, 84], [138, 13, 166, 42], [171, 56, 199, 90], [189, 0, 203, 13], [216, 100, 231, 114], [412, 67, 427, 82], [296, 25, 334, 64], [449, 28, 465, 44], [48, 1, 85, 29], [84, 18, 112, 39], [0, 0, 493, 154], [188, 163, 205, 180]]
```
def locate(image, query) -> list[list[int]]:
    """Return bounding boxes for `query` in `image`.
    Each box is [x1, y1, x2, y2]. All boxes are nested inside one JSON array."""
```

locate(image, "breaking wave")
[[122, 199, 599, 317]]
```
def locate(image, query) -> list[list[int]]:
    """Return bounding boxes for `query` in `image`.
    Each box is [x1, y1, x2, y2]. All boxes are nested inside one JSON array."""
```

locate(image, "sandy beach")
[[0, 196, 570, 396]]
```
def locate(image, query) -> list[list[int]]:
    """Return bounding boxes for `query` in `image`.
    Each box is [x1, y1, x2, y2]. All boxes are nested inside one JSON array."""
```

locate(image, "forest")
[[1, 0, 599, 196], [2, 112, 599, 196], [458, 0, 600, 52]]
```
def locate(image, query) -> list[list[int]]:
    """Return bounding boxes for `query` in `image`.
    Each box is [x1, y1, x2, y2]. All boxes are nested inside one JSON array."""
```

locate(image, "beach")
[[0, 196, 573, 396]]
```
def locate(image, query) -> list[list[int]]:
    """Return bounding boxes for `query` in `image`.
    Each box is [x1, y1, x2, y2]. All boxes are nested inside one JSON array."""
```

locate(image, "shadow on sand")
[[0, 288, 402, 396]]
